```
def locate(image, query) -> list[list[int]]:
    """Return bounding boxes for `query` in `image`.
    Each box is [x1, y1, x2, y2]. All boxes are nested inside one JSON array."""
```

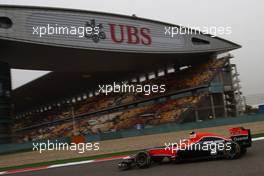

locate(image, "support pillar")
[[222, 93, 228, 117], [0, 62, 12, 144], [210, 94, 216, 119]]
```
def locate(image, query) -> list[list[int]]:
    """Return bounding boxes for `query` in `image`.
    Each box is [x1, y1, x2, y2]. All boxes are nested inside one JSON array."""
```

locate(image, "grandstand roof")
[[12, 52, 211, 113], [0, 5, 241, 113], [0, 5, 240, 71]]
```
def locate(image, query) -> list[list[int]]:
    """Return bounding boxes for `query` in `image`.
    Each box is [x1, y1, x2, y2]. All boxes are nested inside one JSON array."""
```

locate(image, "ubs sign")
[[7, 8, 185, 52], [109, 24, 152, 45], [85, 19, 152, 46]]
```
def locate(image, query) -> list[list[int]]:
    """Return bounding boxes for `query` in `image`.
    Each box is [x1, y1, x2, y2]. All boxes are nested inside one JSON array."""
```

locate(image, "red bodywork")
[[118, 127, 252, 170], [229, 127, 250, 136], [147, 132, 232, 159]]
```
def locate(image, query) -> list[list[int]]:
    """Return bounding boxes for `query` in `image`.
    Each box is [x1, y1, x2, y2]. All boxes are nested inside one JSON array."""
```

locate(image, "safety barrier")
[[85, 114, 264, 142], [0, 114, 263, 154], [0, 137, 70, 155]]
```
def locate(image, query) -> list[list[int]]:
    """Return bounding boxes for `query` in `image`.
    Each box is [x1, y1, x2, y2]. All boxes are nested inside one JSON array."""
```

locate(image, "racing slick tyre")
[[135, 151, 151, 168], [224, 141, 241, 159]]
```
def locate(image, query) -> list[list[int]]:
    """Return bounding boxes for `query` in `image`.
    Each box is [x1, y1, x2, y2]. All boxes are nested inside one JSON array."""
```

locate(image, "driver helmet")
[[189, 131, 196, 138]]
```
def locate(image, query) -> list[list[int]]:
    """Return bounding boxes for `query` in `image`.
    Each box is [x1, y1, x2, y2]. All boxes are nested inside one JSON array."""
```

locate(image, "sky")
[[0, 0, 263, 96]]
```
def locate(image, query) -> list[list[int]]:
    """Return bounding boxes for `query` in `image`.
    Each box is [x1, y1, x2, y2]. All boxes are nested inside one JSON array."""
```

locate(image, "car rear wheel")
[[135, 151, 151, 168], [224, 141, 241, 159]]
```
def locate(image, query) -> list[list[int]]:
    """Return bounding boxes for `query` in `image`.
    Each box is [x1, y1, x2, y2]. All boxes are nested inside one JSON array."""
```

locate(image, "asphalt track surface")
[[6, 140, 264, 176]]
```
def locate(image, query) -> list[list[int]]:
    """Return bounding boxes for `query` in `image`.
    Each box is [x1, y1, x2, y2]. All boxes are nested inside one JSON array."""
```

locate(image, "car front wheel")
[[135, 151, 151, 168]]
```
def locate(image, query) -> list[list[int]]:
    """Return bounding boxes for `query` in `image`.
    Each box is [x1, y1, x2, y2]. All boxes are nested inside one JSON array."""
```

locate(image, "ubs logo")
[[85, 19, 106, 43], [109, 24, 152, 45], [84, 19, 152, 45]]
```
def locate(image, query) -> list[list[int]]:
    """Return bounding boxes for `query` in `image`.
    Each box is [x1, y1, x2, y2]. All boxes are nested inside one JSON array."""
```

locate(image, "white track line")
[[252, 137, 264, 141], [48, 160, 95, 168], [0, 156, 126, 175]]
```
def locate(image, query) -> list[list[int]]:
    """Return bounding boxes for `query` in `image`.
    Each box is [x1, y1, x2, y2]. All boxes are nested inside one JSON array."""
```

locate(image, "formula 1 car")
[[118, 127, 252, 170]]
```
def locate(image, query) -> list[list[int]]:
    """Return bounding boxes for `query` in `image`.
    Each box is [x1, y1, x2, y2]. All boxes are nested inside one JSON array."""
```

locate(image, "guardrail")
[[0, 114, 263, 154], [0, 137, 70, 155], [86, 113, 264, 142]]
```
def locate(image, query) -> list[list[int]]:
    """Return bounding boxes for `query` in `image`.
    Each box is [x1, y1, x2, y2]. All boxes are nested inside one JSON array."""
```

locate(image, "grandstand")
[[12, 56, 244, 143], [0, 5, 242, 144]]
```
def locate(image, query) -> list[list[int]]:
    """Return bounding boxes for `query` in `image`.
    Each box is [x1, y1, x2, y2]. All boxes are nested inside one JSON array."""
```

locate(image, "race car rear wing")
[[229, 127, 252, 148]]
